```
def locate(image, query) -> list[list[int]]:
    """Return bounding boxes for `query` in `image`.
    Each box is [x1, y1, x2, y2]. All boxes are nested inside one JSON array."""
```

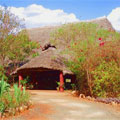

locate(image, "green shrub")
[[0, 77, 10, 96], [14, 84, 30, 106], [51, 22, 120, 97], [0, 101, 5, 113], [0, 66, 7, 80], [56, 81, 60, 87], [20, 76, 30, 88], [92, 61, 120, 97], [0, 83, 30, 114], [71, 83, 76, 90]]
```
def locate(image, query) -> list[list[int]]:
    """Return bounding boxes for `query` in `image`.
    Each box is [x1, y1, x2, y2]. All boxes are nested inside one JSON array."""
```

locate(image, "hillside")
[[27, 17, 114, 50]]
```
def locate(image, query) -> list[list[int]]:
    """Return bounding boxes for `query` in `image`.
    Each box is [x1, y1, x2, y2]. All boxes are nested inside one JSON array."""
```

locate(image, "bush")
[[14, 84, 30, 107], [0, 77, 10, 96], [51, 22, 120, 97], [92, 61, 120, 97], [0, 78, 30, 115]]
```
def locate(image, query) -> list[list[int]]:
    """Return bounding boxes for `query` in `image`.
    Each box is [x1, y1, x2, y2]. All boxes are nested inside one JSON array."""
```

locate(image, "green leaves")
[[92, 61, 120, 97], [51, 22, 120, 97], [14, 84, 22, 106], [13, 84, 30, 106], [0, 83, 30, 114], [8, 31, 39, 62], [0, 7, 40, 69], [0, 77, 10, 96]]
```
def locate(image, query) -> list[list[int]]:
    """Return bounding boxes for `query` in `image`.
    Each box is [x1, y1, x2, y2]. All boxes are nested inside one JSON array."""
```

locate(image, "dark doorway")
[[32, 70, 60, 90]]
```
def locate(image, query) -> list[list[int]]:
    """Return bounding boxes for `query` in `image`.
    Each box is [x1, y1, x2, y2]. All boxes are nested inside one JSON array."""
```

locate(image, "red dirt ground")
[[2, 90, 120, 120], [19, 104, 52, 120], [3, 103, 54, 120]]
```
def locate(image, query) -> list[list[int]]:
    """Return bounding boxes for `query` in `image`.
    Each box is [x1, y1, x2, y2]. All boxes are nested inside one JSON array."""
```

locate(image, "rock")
[[86, 96, 92, 100], [79, 94, 85, 99], [71, 91, 76, 95], [1, 113, 6, 118], [0, 112, 2, 118], [16, 107, 19, 112], [24, 105, 28, 110], [19, 106, 24, 113], [29, 100, 33, 106], [72, 91, 80, 97], [22, 105, 28, 110], [2, 115, 5, 118], [111, 101, 117, 106], [12, 108, 16, 116]]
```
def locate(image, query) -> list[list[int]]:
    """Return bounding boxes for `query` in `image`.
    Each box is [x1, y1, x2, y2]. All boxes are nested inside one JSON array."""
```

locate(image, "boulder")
[[111, 101, 117, 106], [79, 94, 85, 99], [0, 112, 2, 118], [19, 106, 24, 113], [86, 96, 92, 100], [71, 91, 80, 96]]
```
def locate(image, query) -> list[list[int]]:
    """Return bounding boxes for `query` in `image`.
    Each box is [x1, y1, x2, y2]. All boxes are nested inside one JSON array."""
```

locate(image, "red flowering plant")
[[98, 37, 102, 41], [51, 22, 120, 97], [98, 37, 105, 46]]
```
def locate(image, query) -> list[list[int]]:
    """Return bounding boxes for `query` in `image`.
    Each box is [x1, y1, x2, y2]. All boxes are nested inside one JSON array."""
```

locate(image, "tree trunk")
[[86, 69, 92, 96]]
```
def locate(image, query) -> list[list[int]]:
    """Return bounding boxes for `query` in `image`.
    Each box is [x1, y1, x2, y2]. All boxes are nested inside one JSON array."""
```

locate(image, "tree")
[[0, 7, 39, 73]]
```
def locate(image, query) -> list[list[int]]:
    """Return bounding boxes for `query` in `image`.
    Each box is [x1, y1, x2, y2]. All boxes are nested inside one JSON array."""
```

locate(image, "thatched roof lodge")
[[13, 48, 72, 75], [13, 48, 74, 91], [13, 17, 114, 91]]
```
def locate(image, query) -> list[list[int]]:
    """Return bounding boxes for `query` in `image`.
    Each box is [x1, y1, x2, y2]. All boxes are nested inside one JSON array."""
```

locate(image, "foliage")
[[92, 61, 120, 97], [20, 76, 29, 87], [56, 81, 65, 90], [71, 83, 76, 90], [56, 81, 60, 90], [20, 76, 33, 89], [14, 84, 29, 106], [0, 77, 10, 96], [56, 81, 60, 87], [32, 51, 39, 58], [8, 30, 39, 63], [0, 65, 7, 80], [51, 23, 98, 49], [0, 78, 30, 114], [51, 22, 120, 97], [0, 7, 40, 74]]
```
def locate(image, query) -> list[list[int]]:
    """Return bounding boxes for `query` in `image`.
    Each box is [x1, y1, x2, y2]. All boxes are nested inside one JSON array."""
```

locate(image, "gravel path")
[[7, 90, 120, 120]]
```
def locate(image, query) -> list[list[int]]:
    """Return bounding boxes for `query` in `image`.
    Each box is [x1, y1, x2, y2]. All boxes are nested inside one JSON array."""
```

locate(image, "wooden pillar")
[[19, 74, 23, 88], [60, 72, 64, 92], [71, 75, 76, 83]]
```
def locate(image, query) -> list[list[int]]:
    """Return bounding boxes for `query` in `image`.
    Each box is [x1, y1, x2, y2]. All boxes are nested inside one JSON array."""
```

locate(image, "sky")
[[0, 0, 120, 30]]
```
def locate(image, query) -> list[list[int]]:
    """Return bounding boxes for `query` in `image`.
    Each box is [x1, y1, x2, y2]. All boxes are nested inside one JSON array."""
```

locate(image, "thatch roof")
[[82, 17, 114, 30], [12, 17, 114, 76], [27, 17, 114, 49], [12, 48, 73, 75]]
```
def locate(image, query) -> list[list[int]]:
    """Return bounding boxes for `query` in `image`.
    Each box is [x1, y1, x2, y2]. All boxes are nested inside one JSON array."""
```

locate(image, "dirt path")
[[8, 90, 120, 120]]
